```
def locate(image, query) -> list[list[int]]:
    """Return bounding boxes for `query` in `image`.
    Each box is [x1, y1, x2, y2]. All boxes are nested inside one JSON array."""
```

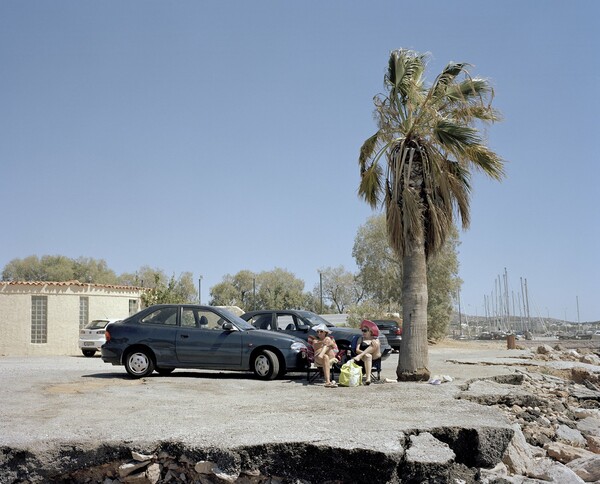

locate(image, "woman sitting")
[[311, 323, 339, 388], [352, 319, 381, 385]]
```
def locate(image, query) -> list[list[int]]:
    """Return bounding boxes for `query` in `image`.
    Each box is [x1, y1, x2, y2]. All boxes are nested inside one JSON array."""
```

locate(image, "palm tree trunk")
[[397, 239, 430, 381]]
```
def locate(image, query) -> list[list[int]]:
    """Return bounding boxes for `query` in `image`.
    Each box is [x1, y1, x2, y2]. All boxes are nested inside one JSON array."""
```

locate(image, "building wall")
[[0, 282, 144, 356]]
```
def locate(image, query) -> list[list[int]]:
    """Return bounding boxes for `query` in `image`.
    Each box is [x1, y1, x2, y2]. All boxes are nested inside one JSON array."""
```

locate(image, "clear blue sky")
[[2, 1, 599, 322]]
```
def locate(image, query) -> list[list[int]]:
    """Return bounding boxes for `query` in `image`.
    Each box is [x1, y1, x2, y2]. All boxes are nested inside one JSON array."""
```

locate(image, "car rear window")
[[85, 320, 110, 330]]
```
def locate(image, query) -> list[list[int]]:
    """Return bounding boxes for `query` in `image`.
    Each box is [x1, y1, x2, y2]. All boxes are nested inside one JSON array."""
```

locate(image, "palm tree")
[[358, 49, 505, 381]]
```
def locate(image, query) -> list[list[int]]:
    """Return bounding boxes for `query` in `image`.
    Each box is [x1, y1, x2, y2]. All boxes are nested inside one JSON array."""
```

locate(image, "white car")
[[79, 319, 120, 357]]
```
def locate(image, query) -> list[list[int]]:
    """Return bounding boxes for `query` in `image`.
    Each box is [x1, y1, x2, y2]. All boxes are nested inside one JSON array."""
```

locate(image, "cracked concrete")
[[0, 339, 581, 482]]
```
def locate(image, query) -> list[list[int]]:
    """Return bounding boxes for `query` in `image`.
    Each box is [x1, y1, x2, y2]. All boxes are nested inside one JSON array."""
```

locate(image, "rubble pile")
[[461, 344, 600, 483]]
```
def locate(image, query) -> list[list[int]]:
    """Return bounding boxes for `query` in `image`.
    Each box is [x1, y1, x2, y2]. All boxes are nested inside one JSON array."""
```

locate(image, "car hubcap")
[[255, 355, 270, 376], [129, 353, 149, 375]]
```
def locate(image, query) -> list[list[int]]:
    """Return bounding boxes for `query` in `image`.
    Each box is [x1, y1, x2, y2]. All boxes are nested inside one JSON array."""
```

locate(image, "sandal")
[[324, 381, 338, 388]]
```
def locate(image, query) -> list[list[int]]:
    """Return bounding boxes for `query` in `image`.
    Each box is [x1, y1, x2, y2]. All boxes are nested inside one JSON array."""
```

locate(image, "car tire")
[[124, 349, 155, 378], [156, 367, 175, 376], [82, 349, 96, 357], [252, 349, 279, 380]]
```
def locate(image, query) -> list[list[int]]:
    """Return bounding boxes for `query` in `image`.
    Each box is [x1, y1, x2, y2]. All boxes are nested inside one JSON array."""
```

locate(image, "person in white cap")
[[311, 323, 339, 387]]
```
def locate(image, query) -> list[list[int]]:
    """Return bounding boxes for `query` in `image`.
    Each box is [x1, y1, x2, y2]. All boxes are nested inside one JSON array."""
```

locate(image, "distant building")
[[0, 281, 146, 356]]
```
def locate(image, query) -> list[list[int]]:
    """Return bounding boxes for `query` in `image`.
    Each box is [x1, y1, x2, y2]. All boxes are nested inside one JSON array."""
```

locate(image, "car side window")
[[276, 315, 296, 331], [141, 307, 178, 326], [249, 314, 272, 330], [197, 310, 224, 330], [181, 309, 197, 328]]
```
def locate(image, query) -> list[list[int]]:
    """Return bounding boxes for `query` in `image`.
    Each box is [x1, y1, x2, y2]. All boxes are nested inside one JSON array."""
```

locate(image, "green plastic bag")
[[339, 360, 363, 387]]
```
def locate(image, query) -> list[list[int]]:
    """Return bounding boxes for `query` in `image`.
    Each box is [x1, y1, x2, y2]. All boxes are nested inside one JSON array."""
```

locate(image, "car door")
[[175, 307, 243, 367], [275, 313, 308, 341]]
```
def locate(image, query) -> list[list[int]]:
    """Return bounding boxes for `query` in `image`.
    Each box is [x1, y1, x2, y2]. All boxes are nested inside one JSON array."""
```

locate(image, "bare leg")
[[323, 354, 331, 384], [363, 353, 373, 383]]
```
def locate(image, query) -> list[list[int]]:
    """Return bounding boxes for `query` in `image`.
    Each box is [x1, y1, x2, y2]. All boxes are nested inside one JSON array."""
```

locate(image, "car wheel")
[[124, 349, 155, 378], [156, 367, 175, 376], [82, 349, 96, 357], [253, 349, 279, 380]]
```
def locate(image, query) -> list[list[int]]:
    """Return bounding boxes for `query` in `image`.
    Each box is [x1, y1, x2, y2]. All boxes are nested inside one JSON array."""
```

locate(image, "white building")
[[0, 281, 146, 356]]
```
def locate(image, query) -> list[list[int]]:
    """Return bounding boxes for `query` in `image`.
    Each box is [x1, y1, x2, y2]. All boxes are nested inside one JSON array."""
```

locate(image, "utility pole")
[[198, 275, 203, 305], [319, 271, 323, 314], [457, 289, 463, 336]]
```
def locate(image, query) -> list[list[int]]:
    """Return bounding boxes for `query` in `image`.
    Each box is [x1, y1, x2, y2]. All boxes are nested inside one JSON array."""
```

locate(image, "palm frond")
[[449, 105, 502, 124], [431, 62, 470, 99], [358, 163, 384, 208], [445, 78, 491, 103], [445, 160, 471, 229], [385, 195, 404, 255], [433, 120, 480, 149], [386, 49, 427, 101], [462, 145, 505, 180], [359, 132, 381, 173], [401, 186, 423, 244]]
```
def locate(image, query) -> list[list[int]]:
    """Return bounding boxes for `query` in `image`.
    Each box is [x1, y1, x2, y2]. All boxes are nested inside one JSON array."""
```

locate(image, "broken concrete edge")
[[0, 425, 514, 483]]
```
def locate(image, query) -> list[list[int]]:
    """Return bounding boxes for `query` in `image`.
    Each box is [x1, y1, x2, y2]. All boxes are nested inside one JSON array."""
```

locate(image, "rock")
[[544, 441, 596, 463], [132, 451, 155, 462], [195, 460, 216, 474], [537, 345, 554, 355], [404, 433, 457, 482], [574, 408, 600, 420], [586, 435, 600, 454], [213, 467, 240, 482], [528, 457, 585, 483], [567, 455, 600, 481], [522, 424, 555, 447], [146, 463, 161, 484], [478, 462, 509, 483], [581, 354, 600, 365], [537, 416, 552, 427], [556, 424, 587, 447], [119, 460, 152, 478], [405, 432, 456, 464], [502, 424, 545, 475], [122, 474, 146, 483], [576, 417, 600, 437]]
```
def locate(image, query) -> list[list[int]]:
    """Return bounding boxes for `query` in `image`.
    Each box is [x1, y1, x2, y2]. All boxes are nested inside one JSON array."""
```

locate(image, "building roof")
[[0, 280, 147, 291]]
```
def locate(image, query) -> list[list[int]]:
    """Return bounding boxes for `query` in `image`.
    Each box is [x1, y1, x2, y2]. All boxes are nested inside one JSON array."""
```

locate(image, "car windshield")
[[85, 320, 111, 330], [216, 308, 255, 331], [296, 311, 334, 327]]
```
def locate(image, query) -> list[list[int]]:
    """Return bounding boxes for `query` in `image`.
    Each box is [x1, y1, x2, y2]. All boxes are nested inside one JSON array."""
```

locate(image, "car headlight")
[[290, 342, 307, 351]]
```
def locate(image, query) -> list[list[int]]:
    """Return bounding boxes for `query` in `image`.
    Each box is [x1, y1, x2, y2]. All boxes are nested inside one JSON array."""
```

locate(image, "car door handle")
[[180, 334, 189, 339]]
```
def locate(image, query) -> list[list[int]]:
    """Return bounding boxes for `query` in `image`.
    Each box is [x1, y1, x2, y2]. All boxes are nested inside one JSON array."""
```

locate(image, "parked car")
[[79, 319, 121, 357], [240, 310, 392, 359], [371, 319, 402, 351], [101, 304, 308, 380]]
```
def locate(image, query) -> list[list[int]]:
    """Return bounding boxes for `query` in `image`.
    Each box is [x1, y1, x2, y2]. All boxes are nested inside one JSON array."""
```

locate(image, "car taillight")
[[105, 330, 111, 342], [396, 329, 403, 335]]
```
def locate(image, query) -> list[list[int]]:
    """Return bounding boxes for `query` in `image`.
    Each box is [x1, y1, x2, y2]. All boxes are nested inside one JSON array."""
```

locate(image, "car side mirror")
[[297, 324, 309, 332], [222, 322, 235, 331]]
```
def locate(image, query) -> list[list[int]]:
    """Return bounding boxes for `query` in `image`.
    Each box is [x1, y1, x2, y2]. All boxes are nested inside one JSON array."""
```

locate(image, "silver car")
[[79, 319, 120, 357]]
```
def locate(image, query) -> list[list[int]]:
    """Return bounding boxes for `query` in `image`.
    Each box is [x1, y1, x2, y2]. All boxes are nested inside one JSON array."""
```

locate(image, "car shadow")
[[82, 370, 259, 381], [81, 370, 318, 383]]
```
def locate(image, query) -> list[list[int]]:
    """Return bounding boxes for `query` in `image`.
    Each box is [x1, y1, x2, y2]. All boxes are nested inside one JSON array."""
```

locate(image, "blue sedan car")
[[101, 304, 309, 380]]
